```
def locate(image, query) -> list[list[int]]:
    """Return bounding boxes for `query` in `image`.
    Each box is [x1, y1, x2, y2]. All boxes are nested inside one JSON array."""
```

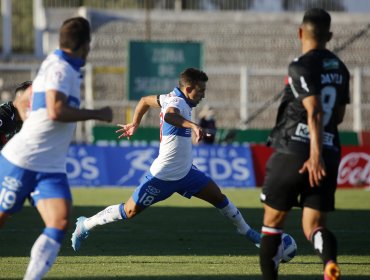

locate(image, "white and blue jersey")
[[133, 88, 211, 208], [2, 49, 83, 173], [0, 49, 83, 213], [150, 87, 194, 181]]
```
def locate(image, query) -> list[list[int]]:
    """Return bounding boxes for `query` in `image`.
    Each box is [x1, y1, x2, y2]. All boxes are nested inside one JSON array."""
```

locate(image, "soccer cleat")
[[71, 216, 89, 252], [246, 228, 261, 248], [324, 261, 340, 280]]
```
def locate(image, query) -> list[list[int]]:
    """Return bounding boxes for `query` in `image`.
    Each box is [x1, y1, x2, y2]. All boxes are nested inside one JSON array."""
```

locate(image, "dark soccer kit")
[[0, 101, 22, 150], [262, 49, 350, 211]]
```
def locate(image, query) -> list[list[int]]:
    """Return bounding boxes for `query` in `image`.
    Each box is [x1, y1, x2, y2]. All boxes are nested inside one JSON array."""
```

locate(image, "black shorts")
[[261, 151, 340, 212]]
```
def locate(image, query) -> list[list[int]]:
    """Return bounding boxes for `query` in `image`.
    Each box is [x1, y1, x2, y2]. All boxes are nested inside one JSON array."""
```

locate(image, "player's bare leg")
[[71, 196, 147, 251], [24, 198, 70, 280], [194, 179, 261, 247], [303, 207, 340, 280], [260, 204, 288, 280]]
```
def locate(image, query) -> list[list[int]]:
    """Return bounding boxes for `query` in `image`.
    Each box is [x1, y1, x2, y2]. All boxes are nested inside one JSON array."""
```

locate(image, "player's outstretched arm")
[[116, 95, 160, 139], [46, 90, 112, 122]]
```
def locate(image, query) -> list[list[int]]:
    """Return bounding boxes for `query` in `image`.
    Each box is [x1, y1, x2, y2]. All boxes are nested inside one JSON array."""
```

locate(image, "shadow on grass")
[[1, 206, 369, 257]]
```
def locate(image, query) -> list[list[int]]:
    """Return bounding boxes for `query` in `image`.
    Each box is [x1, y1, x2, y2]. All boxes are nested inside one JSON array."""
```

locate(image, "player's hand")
[[192, 125, 204, 143], [299, 157, 326, 187], [98, 107, 113, 122], [116, 123, 138, 139]]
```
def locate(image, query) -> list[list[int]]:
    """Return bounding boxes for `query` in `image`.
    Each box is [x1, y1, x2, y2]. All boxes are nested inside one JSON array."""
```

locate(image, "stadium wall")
[[1, 8, 369, 140], [38, 8, 370, 132]]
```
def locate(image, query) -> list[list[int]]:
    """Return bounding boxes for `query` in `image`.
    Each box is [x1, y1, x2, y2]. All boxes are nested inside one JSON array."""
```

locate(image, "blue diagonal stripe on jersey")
[[32, 92, 80, 111], [32, 91, 47, 111], [162, 122, 191, 137]]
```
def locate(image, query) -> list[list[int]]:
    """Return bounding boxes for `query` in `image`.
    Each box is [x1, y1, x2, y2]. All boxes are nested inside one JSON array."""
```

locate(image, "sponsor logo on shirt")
[[323, 59, 339, 70], [294, 123, 334, 146]]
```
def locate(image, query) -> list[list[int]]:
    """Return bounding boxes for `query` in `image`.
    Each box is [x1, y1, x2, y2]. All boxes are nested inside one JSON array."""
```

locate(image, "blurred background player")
[[0, 81, 32, 150], [259, 8, 350, 280], [0, 17, 112, 280], [198, 105, 217, 144], [71, 67, 261, 252]]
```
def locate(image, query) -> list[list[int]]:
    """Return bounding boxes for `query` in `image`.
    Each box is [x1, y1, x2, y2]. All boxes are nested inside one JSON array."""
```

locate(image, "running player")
[[71, 67, 261, 252], [0, 81, 32, 150], [0, 17, 112, 280], [259, 8, 350, 280]]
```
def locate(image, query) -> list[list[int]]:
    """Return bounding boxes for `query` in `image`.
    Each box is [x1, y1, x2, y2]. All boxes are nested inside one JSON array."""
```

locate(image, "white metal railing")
[[0, 63, 368, 142], [41, 0, 370, 12]]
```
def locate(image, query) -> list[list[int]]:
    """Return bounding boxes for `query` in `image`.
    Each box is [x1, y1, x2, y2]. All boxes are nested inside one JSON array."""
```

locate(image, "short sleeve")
[[44, 63, 71, 97], [161, 94, 187, 118], [288, 60, 321, 100], [167, 96, 185, 111]]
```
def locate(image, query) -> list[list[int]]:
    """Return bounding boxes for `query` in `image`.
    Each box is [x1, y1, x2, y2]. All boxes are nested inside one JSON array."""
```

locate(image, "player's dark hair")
[[302, 8, 331, 42], [59, 17, 91, 51], [179, 68, 208, 87], [14, 81, 32, 96]]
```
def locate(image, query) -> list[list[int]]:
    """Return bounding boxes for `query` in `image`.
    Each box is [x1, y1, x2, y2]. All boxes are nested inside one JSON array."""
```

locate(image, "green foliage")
[[0, 188, 369, 279], [12, 0, 34, 54]]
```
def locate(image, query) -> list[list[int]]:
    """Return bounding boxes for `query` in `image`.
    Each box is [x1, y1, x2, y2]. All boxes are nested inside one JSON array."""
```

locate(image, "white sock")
[[84, 204, 124, 231], [219, 201, 251, 235], [23, 234, 60, 280]]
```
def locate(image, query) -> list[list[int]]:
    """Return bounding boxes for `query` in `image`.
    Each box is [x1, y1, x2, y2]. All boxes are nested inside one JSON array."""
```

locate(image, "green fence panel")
[[93, 126, 359, 146], [339, 131, 359, 145], [93, 126, 160, 143]]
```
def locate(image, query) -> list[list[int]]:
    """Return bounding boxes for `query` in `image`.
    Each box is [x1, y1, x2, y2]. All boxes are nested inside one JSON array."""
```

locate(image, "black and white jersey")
[[268, 49, 350, 156], [0, 101, 22, 150]]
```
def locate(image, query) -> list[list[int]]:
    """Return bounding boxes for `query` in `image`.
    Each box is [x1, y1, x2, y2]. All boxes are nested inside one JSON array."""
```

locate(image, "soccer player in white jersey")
[[0, 17, 112, 280], [71, 67, 261, 253]]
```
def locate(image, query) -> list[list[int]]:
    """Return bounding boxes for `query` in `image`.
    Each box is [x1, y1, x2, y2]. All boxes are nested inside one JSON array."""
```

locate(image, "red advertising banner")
[[251, 145, 370, 188], [338, 146, 370, 188], [250, 145, 273, 187]]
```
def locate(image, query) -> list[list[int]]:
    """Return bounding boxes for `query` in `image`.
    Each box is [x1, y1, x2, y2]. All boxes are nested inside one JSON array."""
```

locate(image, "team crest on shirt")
[[169, 97, 181, 106], [51, 68, 65, 84]]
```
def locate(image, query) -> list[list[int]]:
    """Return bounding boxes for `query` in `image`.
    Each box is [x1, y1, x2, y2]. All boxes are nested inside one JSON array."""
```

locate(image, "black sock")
[[260, 228, 282, 280], [311, 227, 337, 266]]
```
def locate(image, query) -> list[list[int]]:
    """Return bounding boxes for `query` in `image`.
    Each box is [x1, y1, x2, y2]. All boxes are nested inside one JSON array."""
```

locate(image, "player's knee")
[[57, 218, 69, 231], [45, 217, 69, 231]]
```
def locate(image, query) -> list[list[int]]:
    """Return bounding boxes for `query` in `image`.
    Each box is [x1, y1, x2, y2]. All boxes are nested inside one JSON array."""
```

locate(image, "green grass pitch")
[[1, 188, 369, 279]]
